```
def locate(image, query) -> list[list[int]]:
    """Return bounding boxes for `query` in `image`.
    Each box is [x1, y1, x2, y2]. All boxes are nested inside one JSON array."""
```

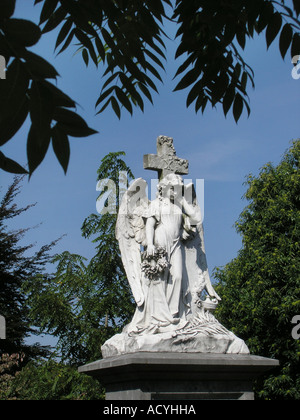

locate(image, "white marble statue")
[[101, 136, 249, 357]]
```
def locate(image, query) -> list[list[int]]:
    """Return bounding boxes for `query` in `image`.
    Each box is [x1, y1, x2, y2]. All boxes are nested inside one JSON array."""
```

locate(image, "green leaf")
[[27, 125, 50, 175], [197, 95, 208, 114], [41, 81, 76, 108], [2, 18, 41, 47], [102, 72, 122, 91], [111, 96, 121, 119], [82, 49, 89, 67], [22, 51, 59, 79], [0, 151, 28, 174], [233, 93, 244, 123], [96, 85, 116, 108], [266, 12, 282, 49], [55, 18, 73, 50], [1, 0, 16, 19], [52, 124, 70, 174], [0, 33, 13, 59], [96, 97, 111, 115], [279, 24, 293, 59], [122, 77, 144, 112], [75, 29, 98, 66], [144, 48, 165, 70], [186, 80, 203, 108], [53, 107, 87, 127], [41, 6, 67, 34], [57, 123, 98, 138], [236, 30, 246, 50], [0, 59, 30, 122], [293, 0, 300, 16], [29, 81, 54, 147], [291, 33, 300, 58], [144, 60, 163, 82], [256, 1, 274, 34], [174, 67, 201, 91], [115, 87, 133, 115], [101, 28, 116, 52], [138, 83, 154, 105], [53, 108, 98, 138], [222, 85, 235, 117], [56, 28, 75, 55], [0, 97, 29, 146], [174, 55, 195, 79], [211, 73, 229, 105], [243, 97, 251, 118], [95, 36, 107, 63], [39, 0, 59, 25], [124, 58, 146, 83], [241, 72, 248, 92]]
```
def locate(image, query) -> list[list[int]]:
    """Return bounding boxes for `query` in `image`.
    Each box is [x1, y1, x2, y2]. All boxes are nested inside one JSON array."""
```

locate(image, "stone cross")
[[143, 135, 189, 181]]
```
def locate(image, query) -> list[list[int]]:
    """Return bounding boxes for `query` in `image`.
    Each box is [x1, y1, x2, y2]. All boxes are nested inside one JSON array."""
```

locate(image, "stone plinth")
[[79, 352, 279, 400]]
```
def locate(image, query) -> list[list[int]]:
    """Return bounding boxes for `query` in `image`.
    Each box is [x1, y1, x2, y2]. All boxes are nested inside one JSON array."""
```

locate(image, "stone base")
[[101, 330, 249, 358], [79, 352, 279, 401]]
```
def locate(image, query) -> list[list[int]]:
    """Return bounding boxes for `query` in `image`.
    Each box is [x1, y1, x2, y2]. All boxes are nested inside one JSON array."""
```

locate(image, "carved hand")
[[146, 244, 156, 257]]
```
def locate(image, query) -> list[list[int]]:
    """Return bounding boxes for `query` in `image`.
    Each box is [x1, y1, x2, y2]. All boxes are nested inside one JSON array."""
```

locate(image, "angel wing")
[[116, 178, 149, 307], [182, 183, 221, 312]]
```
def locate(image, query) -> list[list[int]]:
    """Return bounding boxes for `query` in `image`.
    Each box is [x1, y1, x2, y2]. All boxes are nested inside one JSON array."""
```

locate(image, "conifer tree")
[[0, 176, 57, 358]]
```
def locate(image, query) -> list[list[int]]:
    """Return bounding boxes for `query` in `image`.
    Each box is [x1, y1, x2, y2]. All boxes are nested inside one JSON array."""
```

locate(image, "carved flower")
[[141, 247, 168, 280]]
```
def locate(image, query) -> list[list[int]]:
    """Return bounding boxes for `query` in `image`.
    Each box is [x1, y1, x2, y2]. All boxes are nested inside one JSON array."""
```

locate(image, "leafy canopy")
[[24, 152, 135, 364], [214, 139, 300, 399], [0, 0, 300, 175], [9, 359, 103, 400], [0, 176, 59, 358]]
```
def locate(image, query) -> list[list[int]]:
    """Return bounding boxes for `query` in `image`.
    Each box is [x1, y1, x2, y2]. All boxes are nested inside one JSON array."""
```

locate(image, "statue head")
[[157, 173, 184, 201]]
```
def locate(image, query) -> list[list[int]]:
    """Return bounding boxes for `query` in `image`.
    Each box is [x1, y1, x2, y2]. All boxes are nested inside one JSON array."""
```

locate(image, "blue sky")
[[1, 2, 299, 346]]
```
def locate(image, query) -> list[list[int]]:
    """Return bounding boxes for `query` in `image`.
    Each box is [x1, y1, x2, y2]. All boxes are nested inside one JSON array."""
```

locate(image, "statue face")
[[159, 174, 184, 201]]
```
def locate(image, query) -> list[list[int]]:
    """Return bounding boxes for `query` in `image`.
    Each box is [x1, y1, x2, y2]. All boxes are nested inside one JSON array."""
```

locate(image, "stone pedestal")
[[79, 352, 279, 400]]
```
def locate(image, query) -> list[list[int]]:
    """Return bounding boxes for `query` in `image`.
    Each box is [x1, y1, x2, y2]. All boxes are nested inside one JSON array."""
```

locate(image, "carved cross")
[[143, 136, 189, 181]]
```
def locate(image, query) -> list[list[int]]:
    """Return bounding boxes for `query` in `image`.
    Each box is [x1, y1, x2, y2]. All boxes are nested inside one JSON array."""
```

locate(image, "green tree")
[[214, 140, 300, 400], [0, 353, 24, 400], [80, 151, 135, 345], [9, 359, 103, 400], [25, 152, 135, 365], [1, 0, 299, 175], [0, 176, 58, 358]]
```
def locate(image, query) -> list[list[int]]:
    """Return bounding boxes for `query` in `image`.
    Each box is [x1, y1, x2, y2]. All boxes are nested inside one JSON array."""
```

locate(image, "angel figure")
[[116, 173, 221, 336]]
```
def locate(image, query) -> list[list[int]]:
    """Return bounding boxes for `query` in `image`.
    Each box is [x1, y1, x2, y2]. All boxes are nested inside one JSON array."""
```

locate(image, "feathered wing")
[[116, 178, 148, 307], [195, 219, 221, 301], [183, 183, 221, 313]]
